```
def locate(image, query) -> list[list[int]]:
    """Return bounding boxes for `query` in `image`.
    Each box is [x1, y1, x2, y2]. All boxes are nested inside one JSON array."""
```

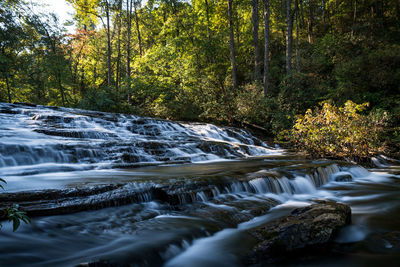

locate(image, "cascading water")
[[0, 102, 278, 183], [0, 102, 399, 267]]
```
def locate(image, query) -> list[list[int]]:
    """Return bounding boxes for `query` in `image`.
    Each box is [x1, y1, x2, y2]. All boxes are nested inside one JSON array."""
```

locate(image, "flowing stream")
[[0, 102, 399, 266]]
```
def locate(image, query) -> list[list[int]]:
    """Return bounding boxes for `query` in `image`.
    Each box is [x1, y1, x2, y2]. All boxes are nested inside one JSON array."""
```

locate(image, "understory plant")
[[287, 100, 385, 158], [0, 178, 30, 231]]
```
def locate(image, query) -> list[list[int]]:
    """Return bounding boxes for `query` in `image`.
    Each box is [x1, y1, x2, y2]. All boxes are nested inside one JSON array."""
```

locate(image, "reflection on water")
[[1, 159, 399, 267]]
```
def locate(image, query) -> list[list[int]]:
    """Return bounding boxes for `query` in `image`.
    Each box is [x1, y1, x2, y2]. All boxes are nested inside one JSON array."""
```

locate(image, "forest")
[[1, 0, 399, 150]]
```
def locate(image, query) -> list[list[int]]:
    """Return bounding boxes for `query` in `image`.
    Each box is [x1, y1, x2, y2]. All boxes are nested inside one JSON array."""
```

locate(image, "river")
[[0, 102, 399, 266]]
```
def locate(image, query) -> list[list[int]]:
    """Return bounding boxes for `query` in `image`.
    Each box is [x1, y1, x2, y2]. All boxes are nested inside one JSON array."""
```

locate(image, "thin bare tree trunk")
[[286, 0, 293, 75], [351, 0, 357, 38], [134, 1, 142, 56], [307, 0, 313, 43], [228, 0, 238, 89], [126, 0, 133, 104], [299, 0, 305, 27], [57, 72, 65, 106], [295, 0, 300, 72], [106, 0, 112, 87], [252, 0, 261, 81], [116, 3, 122, 97], [235, 9, 240, 49], [263, 0, 270, 97]]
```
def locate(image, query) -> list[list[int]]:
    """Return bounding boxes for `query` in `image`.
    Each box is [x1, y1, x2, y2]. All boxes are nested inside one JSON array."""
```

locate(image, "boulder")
[[246, 200, 351, 264]]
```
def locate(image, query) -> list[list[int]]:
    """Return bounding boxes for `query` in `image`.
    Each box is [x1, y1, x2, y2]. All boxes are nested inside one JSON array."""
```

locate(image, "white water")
[[1, 103, 399, 267], [0, 103, 282, 191]]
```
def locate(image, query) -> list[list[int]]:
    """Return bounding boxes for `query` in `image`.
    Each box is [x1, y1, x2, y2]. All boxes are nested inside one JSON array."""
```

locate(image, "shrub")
[[287, 100, 385, 158], [234, 83, 269, 126]]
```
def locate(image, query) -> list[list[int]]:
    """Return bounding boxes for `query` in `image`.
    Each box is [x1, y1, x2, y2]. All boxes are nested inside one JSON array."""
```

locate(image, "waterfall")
[[1, 103, 397, 267], [0, 102, 280, 177]]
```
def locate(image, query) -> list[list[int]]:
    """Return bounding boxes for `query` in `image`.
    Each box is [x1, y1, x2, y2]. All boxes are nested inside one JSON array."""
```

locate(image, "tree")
[[228, 0, 237, 89], [0, 0, 25, 103], [1, 0, 399, 142], [286, 0, 293, 75], [104, 0, 112, 87], [29, 13, 71, 106], [67, 0, 114, 87], [134, 0, 142, 56], [126, 0, 133, 103], [252, 0, 261, 81], [307, 0, 313, 43], [263, 0, 270, 97]]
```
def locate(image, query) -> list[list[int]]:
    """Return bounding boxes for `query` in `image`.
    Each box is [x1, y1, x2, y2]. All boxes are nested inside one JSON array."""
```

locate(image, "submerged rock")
[[0, 184, 153, 217], [245, 201, 351, 264], [333, 173, 353, 182]]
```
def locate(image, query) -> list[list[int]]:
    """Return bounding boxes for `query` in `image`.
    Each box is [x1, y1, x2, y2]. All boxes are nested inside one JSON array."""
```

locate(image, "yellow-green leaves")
[[289, 100, 381, 158]]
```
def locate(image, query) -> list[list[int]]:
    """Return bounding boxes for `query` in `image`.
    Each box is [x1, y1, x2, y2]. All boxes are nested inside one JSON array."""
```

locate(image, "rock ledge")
[[246, 200, 351, 264]]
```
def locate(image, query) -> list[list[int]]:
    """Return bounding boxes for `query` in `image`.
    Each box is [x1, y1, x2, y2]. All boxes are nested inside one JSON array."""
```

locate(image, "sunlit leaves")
[[289, 100, 383, 158], [67, 0, 101, 28]]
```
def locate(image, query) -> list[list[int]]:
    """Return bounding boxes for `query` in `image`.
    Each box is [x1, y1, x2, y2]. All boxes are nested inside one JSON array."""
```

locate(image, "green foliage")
[[78, 87, 116, 112], [0, 178, 31, 231], [333, 44, 400, 106], [234, 83, 267, 126], [5, 204, 31, 232], [287, 101, 386, 158], [1, 0, 400, 156]]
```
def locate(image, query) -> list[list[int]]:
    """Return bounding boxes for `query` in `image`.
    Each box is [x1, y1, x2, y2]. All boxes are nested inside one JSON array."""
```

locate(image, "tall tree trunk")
[[351, 0, 357, 37], [252, 0, 261, 82], [80, 71, 85, 96], [294, 0, 300, 72], [134, 1, 142, 56], [190, 0, 203, 93], [51, 40, 66, 106], [307, 0, 313, 43], [295, 0, 300, 73], [127, 0, 133, 104], [236, 10, 240, 48], [57, 72, 65, 106], [286, 0, 293, 75], [263, 0, 270, 97], [106, 0, 112, 87], [116, 3, 122, 97], [299, 0, 305, 27], [228, 0, 238, 89]]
